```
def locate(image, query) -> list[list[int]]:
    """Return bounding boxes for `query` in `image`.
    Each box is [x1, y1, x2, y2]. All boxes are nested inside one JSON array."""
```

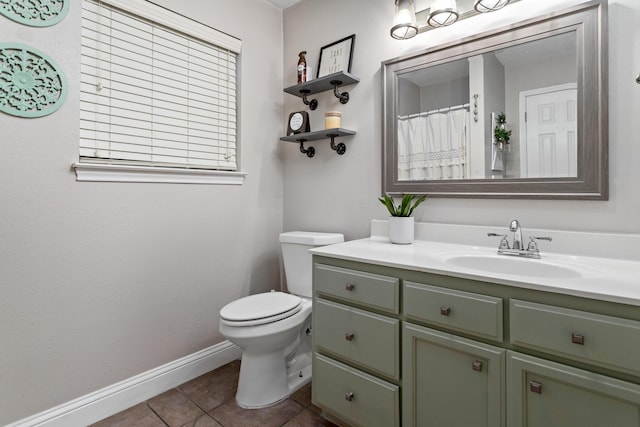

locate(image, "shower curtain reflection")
[[398, 104, 469, 181]]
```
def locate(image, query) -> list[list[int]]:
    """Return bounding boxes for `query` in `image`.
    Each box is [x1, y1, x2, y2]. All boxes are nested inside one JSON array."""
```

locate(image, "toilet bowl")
[[218, 231, 344, 408]]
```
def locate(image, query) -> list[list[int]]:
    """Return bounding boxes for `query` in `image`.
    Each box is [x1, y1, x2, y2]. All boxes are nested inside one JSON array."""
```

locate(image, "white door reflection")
[[520, 83, 577, 178]]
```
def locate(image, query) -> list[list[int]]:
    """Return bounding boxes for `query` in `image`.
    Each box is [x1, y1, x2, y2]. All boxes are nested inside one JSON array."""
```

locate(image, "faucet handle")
[[488, 233, 510, 250], [528, 235, 552, 247], [529, 236, 552, 248], [527, 236, 552, 257]]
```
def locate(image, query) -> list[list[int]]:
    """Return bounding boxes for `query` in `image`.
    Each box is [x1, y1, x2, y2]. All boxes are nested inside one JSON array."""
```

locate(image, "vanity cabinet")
[[311, 256, 640, 427]]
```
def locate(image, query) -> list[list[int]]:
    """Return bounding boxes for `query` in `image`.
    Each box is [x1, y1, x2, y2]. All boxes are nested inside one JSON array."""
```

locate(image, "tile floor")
[[91, 360, 339, 427]]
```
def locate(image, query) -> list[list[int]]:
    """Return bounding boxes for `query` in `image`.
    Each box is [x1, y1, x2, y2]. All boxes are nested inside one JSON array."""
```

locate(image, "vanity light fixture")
[[427, 0, 459, 28], [391, 0, 419, 40], [474, 0, 511, 13], [391, 0, 519, 40]]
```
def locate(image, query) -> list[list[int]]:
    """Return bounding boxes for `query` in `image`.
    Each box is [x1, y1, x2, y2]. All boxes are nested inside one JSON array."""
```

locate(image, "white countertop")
[[310, 222, 640, 307]]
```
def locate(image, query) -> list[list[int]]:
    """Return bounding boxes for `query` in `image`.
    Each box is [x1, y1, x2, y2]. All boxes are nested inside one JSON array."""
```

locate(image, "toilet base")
[[235, 351, 312, 409]]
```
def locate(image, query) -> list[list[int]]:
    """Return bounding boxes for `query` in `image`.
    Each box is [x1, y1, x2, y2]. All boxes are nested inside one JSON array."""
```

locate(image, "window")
[[76, 0, 244, 184]]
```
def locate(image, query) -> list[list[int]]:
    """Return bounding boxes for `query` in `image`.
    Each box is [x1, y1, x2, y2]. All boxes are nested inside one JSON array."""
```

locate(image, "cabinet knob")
[[345, 392, 355, 401], [529, 381, 542, 394], [345, 332, 355, 341], [472, 361, 483, 372], [345, 283, 355, 291], [571, 333, 585, 345], [440, 306, 451, 316]]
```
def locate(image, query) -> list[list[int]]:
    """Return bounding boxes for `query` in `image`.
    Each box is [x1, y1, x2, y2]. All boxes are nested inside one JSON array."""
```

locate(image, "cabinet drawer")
[[507, 351, 640, 427], [314, 299, 400, 380], [404, 281, 503, 342], [312, 353, 400, 427], [314, 264, 399, 314], [510, 299, 640, 376]]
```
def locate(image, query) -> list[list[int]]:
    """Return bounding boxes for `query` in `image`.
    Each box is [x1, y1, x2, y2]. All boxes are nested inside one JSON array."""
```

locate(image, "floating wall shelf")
[[280, 128, 356, 157], [284, 71, 360, 110]]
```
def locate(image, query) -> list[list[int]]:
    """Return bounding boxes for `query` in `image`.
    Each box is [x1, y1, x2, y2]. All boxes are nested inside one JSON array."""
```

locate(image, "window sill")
[[72, 163, 246, 185]]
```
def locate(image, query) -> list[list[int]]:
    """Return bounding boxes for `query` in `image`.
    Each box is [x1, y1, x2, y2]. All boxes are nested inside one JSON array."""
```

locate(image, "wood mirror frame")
[[382, 0, 607, 199]]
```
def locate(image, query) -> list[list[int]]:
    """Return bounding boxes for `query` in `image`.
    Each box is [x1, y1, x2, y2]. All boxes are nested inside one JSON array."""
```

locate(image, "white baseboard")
[[7, 341, 241, 427]]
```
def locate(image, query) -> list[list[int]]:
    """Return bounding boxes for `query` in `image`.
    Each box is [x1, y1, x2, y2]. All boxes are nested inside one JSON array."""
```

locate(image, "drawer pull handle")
[[440, 306, 451, 316], [345, 332, 355, 341], [529, 381, 542, 394], [345, 392, 355, 401], [571, 333, 585, 345], [345, 283, 355, 291], [472, 361, 483, 372]]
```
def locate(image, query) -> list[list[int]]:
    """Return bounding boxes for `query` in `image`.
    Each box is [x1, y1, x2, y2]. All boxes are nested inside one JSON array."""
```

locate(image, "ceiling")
[[266, 0, 302, 9]]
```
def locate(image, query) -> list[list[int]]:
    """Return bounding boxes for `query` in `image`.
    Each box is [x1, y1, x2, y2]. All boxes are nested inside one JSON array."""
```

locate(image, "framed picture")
[[317, 34, 355, 78]]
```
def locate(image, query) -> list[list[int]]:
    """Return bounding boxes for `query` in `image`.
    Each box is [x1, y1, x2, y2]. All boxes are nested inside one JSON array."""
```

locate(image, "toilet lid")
[[220, 292, 302, 326]]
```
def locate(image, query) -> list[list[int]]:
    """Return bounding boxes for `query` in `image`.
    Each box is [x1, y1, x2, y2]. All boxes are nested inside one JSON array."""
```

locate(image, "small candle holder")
[[325, 111, 342, 129]]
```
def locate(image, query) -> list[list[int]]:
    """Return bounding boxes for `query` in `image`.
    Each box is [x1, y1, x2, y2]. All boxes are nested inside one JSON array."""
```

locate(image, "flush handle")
[[345, 283, 355, 291], [530, 381, 542, 394], [345, 392, 355, 401], [440, 306, 451, 316], [571, 333, 585, 345], [345, 332, 355, 341], [472, 361, 483, 372]]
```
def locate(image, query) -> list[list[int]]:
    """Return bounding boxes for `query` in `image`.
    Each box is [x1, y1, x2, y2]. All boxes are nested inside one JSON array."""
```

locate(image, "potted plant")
[[378, 194, 427, 244], [494, 112, 511, 151], [494, 126, 512, 144]]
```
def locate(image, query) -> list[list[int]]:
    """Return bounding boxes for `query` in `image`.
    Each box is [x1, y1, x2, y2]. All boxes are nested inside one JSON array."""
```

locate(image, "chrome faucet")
[[488, 220, 552, 259], [510, 220, 524, 250]]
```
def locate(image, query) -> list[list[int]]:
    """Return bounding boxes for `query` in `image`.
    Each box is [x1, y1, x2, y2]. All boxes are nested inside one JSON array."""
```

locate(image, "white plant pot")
[[388, 216, 414, 244]]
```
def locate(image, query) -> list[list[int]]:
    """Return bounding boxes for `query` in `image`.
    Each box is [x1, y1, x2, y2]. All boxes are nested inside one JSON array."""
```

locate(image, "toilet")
[[219, 231, 344, 408]]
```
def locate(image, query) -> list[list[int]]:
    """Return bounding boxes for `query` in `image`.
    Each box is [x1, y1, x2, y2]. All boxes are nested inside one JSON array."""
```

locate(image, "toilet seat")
[[220, 292, 302, 327]]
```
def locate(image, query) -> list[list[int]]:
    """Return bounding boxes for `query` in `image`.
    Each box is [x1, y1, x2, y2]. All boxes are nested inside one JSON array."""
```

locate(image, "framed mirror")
[[382, 0, 607, 199]]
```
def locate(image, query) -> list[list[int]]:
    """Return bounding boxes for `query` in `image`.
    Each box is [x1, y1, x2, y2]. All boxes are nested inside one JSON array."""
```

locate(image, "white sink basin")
[[442, 254, 583, 279]]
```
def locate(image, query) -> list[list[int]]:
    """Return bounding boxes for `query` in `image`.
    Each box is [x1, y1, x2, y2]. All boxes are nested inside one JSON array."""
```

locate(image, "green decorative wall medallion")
[[0, 43, 68, 118], [0, 0, 69, 26]]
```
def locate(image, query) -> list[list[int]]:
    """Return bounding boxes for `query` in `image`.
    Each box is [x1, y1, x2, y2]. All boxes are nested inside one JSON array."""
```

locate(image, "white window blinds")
[[80, 0, 240, 171]]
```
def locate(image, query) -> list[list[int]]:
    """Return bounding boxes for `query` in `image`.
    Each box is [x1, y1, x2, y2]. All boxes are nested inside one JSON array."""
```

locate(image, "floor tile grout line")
[[175, 385, 212, 414], [145, 400, 171, 427], [206, 408, 226, 427], [174, 380, 239, 426]]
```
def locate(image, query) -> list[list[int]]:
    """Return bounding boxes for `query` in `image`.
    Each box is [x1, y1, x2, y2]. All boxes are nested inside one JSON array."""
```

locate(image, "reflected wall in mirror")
[[382, 0, 607, 199]]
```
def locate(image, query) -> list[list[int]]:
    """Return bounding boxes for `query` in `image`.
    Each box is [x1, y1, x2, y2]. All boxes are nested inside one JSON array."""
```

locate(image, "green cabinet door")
[[507, 351, 640, 427], [402, 323, 506, 427]]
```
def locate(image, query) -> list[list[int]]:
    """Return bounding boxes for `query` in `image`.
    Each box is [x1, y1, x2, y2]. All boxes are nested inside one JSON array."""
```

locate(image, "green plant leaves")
[[378, 194, 427, 217]]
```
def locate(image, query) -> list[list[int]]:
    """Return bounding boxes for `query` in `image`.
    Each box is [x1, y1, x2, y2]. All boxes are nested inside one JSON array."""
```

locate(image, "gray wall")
[[0, 0, 284, 424], [420, 76, 470, 113], [283, 0, 640, 237], [483, 52, 506, 176], [398, 78, 421, 116]]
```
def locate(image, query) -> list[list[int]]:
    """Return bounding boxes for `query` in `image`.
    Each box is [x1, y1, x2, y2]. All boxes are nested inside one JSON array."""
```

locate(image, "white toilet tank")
[[279, 231, 344, 298]]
